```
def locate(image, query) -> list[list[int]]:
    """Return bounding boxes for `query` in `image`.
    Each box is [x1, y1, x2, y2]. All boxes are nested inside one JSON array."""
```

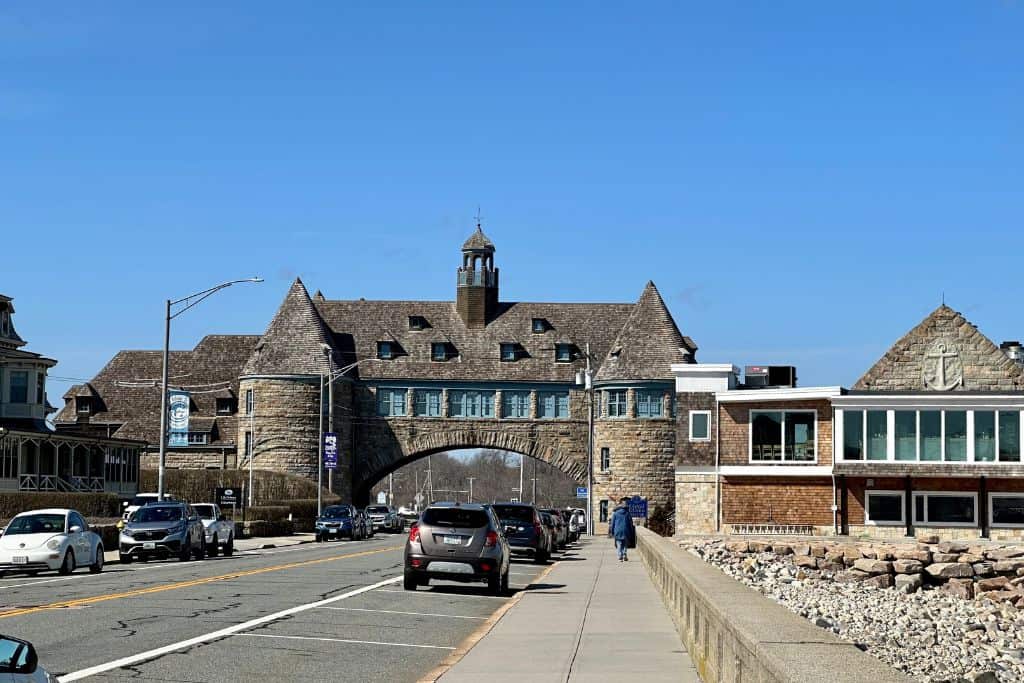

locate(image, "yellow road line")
[[0, 544, 403, 620]]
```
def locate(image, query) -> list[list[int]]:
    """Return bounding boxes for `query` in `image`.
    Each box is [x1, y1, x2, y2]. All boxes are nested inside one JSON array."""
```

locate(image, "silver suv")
[[404, 503, 510, 595], [118, 502, 206, 563]]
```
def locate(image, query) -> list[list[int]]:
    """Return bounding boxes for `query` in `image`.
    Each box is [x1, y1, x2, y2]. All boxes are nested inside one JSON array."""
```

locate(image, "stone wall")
[[237, 377, 322, 481], [140, 449, 237, 471], [675, 469, 716, 535]]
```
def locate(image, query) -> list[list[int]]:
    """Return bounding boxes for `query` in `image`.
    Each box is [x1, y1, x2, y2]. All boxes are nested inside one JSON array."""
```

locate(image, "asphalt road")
[[0, 533, 559, 682]]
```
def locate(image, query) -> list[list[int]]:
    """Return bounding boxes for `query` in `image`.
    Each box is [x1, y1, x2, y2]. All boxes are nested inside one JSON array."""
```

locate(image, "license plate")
[[11, 556, 27, 565], [329, 529, 338, 534], [429, 561, 473, 574], [443, 535, 463, 545], [143, 542, 156, 550]]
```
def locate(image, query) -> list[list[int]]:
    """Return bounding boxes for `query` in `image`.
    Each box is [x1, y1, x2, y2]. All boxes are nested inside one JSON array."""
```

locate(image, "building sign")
[[576, 486, 588, 499], [323, 432, 338, 470], [168, 390, 190, 448], [216, 487, 240, 507], [628, 496, 648, 518], [922, 340, 963, 391]]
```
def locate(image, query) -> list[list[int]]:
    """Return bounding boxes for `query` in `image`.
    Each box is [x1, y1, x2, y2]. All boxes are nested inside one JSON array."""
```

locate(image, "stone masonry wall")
[[237, 377, 322, 480], [675, 470, 716, 535]]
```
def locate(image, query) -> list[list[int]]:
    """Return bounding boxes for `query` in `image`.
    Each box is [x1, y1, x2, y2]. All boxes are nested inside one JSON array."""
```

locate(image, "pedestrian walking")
[[608, 497, 635, 562]]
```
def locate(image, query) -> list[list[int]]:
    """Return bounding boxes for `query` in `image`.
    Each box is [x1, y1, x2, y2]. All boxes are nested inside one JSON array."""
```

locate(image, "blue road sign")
[[575, 486, 588, 499], [323, 432, 338, 470], [628, 496, 648, 518]]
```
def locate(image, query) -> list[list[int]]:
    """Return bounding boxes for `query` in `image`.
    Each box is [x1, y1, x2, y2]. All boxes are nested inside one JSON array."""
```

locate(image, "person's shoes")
[[624, 556, 629, 561]]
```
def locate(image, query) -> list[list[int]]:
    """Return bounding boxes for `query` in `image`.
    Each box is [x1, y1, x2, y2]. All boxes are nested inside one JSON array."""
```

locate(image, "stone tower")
[[456, 225, 499, 328]]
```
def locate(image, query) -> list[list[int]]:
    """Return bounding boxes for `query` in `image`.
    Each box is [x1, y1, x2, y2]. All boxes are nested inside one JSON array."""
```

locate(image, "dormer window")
[[555, 343, 574, 363], [409, 316, 429, 330], [216, 398, 235, 415], [532, 318, 548, 334], [76, 397, 92, 415], [500, 343, 518, 362], [0, 310, 8, 335], [377, 341, 395, 360], [432, 342, 452, 362]]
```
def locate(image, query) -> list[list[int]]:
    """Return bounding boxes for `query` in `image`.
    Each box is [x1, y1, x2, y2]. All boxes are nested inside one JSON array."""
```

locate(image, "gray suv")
[[119, 502, 206, 563], [404, 503, 510, 595]]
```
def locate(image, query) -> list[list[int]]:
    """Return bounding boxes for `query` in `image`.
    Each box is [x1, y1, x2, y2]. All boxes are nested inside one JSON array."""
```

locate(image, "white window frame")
[[606, 390, 628, 418], [689, 410, 711, 442], [748, 409, 818, 464], [989, 493, 1024, 529], [864, 490, 905, 526], [912, 491, 978, 528], [377, 341, 394, 360]]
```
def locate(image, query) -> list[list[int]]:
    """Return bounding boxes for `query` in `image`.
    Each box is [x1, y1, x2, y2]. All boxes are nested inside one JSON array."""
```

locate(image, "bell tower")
[[456, 222, 499, 328]]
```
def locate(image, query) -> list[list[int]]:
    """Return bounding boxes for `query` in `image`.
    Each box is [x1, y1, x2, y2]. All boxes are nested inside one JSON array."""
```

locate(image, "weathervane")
[[474, 206, 483, 230]]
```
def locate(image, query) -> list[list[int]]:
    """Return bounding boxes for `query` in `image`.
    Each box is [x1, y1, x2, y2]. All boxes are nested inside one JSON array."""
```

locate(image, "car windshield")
[[492, 505, 533, 523], [322, 506, 351, 518], [366, 506, 388, 514], [129, 495, 160, 507], [4, 513, 65, 535], [193, 505, 216, 519], [421, 508, 488, 528], [132, 506, 183, 523]]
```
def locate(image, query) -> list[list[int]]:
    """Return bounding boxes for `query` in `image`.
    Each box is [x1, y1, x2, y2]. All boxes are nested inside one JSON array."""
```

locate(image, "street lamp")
[[572, 343, 597, 536], [157, 278, 263, 501]]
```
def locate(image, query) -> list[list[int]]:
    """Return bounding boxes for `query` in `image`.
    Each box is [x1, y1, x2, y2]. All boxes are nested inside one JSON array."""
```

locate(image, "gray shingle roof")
[[241, 278, 341, 376], [462, 227, 495, 251], [593, 282, 694, 382]]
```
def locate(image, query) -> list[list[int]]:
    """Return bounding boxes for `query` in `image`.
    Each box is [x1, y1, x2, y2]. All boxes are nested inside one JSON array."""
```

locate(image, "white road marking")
[[316, 606, 485, 620], [236, 633, 455, 650], [57, 575, 402, 682], [374, 589, 510, 600]]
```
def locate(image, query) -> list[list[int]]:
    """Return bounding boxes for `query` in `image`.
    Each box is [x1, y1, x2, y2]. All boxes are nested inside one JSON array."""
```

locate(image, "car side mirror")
[[122, 501, 129, 507], [69, 525, 83, 534], [0, 636, 38, 675]]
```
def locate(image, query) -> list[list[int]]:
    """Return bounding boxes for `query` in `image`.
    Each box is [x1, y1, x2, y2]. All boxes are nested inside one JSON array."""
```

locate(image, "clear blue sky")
[[3, 2, 1022, 393]]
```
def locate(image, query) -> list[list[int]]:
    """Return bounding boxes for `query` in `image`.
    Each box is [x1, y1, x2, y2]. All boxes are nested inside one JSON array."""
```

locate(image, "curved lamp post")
[[157, 278, 263, 501]]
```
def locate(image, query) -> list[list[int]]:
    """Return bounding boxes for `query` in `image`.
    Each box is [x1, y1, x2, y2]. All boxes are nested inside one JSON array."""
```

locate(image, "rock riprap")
[[686, 537, 1024, 683]]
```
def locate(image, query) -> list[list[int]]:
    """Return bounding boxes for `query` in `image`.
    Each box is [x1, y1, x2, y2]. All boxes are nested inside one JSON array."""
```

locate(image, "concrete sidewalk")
[[436, 538, 700, 683]]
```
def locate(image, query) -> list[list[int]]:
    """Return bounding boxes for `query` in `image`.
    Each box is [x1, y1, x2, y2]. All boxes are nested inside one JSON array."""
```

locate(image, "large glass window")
[[606, 390, 627, 418], [448, 390, 495, 418], [975, 411, 996, 462], [502, 391, 531, 419], [866, 411, 887, 460], [865, 492, 904, 525], [999, 411, 1021, 462], [920, 411, 942, 461], [413, 389, 442, 417], [843, 410, 863, 460], [636, 390, 663, 419], [991, 495, 1024, 527], [914, 493, 976, 526], [784, 412, 815, 461], [945, 411, 967, 461], [377, 388, 407, 417], [751, 411, 783, 461], [538, 391, 569, 419], [894, 411, 916, 461], [9, 371, 27, 403]]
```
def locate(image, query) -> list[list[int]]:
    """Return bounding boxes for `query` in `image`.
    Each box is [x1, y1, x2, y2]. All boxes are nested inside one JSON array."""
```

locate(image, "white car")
[[0, 509, 105, 576], [192, 503, 235, 556], [0, 634, 56, 682]]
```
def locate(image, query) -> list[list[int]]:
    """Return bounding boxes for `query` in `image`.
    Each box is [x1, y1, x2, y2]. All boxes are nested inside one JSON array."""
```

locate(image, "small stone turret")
[[456, 225, 499, 328]]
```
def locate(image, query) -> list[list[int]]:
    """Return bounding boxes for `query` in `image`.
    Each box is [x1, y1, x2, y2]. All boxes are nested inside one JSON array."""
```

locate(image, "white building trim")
[[716, 386, 843, 403], [719, 465, 832, 477]]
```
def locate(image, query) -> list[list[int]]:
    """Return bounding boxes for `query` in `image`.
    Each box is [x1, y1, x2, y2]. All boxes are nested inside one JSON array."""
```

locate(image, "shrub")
[[0, 493, 121, 522], [245, 505, 290, 522], [139, 469, 331, 505]]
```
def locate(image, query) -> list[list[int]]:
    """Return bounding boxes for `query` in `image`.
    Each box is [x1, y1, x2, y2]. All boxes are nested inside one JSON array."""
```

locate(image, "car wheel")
[[223, 534, 234, 556], [403, 570, 417, 591], [119, 553, 132, 564], [194, 537, 206, 560], [500, 569, 510, 594], [419, 577, 430, 587], [179, 539, 192, 562], [90, 545, 104, 574], [58, 550, 75, 575], [487, 572, 502, 596], [535, 549, 548, 564], [208, 539, 218, 557]]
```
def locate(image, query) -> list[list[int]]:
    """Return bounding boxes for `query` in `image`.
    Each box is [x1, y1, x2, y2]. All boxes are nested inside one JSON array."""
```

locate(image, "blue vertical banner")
[[323, 432, 338, 470], [168, 390, 190, 448]]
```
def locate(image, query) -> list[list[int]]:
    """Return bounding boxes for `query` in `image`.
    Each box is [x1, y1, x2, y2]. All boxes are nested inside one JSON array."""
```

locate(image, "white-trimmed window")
[[913, 492, 977, 527], [377, 388, 408, 417], [864, 490, 905, 526], [750, 410, 816, 462], [606, 390, 627, 418], [689, 410, 711, 442], [990, 494, 1024, 528], [187, 432, 208, 445]]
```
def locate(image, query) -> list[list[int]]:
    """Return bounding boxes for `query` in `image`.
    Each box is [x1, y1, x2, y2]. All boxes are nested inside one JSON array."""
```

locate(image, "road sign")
[[575, 486, 588, 499], [215, 487, 240, 507], [510, 497, 519, 503], [628, 496, 648, 518], [323, 432, 338, 470]]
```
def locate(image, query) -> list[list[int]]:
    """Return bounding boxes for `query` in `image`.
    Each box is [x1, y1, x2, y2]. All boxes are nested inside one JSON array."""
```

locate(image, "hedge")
[[0, 493, 122, 522], [139, 468, 330, 505]]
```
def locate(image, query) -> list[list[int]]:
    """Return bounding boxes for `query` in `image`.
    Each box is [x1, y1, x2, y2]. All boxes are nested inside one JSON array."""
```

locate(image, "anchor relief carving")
[[922, 340, 963, 391]]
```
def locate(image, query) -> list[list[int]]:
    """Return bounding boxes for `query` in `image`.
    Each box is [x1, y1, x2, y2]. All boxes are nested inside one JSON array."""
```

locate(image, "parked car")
[[119, 502, 206, 563], [192, 504, 235, 557], [492, 502, 548, 564], [314, 504, 366, 541], [358, 509, 374, 538], [404, 502, 510, 595], [540, 508, 568, 548], [0, 634, 56, 682], [537, 512, 558, 557], [121, 493, 177, 522], [365, 505, 403, 533], [0, 509, 105, 576]]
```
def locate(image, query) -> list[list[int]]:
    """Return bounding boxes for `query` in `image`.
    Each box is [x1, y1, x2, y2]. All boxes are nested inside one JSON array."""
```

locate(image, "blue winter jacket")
[[609, 505, 634, 541]]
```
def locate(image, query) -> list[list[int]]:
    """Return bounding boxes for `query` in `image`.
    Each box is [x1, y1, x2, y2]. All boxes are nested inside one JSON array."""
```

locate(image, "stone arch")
[[352, 427, 586, 505]]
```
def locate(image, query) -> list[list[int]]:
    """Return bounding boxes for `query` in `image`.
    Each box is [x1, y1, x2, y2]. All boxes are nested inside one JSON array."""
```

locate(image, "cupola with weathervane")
[[456, 219, 499, 329]]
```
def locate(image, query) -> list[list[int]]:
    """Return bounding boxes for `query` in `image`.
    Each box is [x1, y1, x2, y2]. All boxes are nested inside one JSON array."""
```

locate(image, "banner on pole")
[[168, 390, 190, 448], [323, 432, 338, 470]]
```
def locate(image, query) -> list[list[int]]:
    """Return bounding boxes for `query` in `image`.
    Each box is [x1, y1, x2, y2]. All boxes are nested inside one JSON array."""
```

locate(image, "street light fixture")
[[572, 343, 597, 536], [157, 278, 263, 501]]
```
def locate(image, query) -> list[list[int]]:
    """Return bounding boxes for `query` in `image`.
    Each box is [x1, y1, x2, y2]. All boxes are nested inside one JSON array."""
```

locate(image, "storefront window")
[[919, 411, 942, 461], [945, 411, 967, 461], [866, 411, 887, 460], [894, 411, 916, 461]]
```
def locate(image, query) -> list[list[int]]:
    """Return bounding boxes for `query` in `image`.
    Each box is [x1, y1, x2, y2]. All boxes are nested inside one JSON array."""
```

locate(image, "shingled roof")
[[53, 334, 258, 445], [594, 282, 694, 382], [854, 304, 1024, 392], [462, 227, 495, 251], [241, 278, 341, 376]]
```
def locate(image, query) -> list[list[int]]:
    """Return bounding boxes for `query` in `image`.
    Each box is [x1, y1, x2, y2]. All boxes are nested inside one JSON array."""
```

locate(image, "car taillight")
[[484, 530, 498, 547], [408, 525, 420, 543]]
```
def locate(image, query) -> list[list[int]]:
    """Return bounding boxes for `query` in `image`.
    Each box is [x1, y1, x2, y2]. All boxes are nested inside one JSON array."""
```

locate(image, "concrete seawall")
[[635, 528, 914, 682]]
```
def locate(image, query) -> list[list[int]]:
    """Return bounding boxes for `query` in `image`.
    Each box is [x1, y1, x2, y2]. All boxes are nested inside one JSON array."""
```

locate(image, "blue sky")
[[3, 2, 1023, 393]]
